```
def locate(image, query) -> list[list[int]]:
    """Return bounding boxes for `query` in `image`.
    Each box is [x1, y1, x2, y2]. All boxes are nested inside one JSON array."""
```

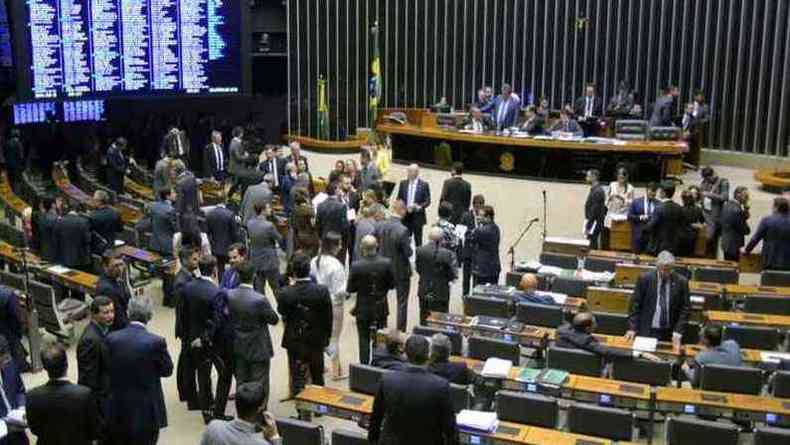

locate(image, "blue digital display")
[[0, 1, 12, 67], [13, 99, 106, 124], [13, 101, 57, 124], [22, 0, 242, 99]]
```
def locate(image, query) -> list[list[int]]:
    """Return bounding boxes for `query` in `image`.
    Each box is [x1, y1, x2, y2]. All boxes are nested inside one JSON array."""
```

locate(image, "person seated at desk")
[[518, 106, 544, 134], [557, 312, 661, 362], [680, 324, 742, 388], [512, 273, 554, 305], [574, 83, 602, 137], [548, 109, 582, 135], [428, 334, 475, 385], [473, 87, 495, 114], [461, 107, 493, 133], [371, 329, 407, 371]]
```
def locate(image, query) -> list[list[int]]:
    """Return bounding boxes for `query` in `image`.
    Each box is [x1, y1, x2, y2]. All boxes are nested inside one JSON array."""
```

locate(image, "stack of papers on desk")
[[47, 265, 71, 274], [761, 351, 790, 364], [536, 265, 564, 277], [456, 410, 498, 432], [481, 358, 513, 378], [633, 336, 658, 352]]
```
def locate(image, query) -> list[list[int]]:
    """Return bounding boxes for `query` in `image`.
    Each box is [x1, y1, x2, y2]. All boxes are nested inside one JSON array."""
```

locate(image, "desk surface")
[[588, 249, 737, 269], [705, 310, 790, 328], [124, 176, 154, 201], [656, 386, 790, 416], [296, 385, 373, 414], [52, 165, 142, 225], [0, 241, 98, 293], [0, 173, 29, 216]]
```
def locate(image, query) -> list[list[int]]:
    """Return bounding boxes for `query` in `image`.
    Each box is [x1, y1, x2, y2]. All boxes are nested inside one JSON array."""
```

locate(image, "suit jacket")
[[700, 177, 729, 230], [277, 280, 333, 355], [97, 274, 131, 331], [228, 138, 253, 176], [646, 200, 686, 256], [492, 95, 522, 129], [459, 210, 479, 262], [371, 347, 407, 371], [182, 277, 224, 343], [347, 255, 395, 322], [396, 179, 431, 227], [519, 115, 545, 134], [152, 158, 171, 197], [745, 213, 790, 270], [105, 144, 128, 193], [474, 98, 495, 114], [105, 324, 173, 442], [247, 217, 283, 273], [174, 268, 195, 339], [175, 172, 201, 215], [369, 365, 457, 445], [203, 142, 226, 179], [628, 270, 691, 336], [649, 95, 675, 127], [27, 380, 100, 445], [359, 163, 382, 191], [260, 157, 287, 188], [0, 287, 23, 351], [201, 418, 273, 445], [720, 200, 750, 255], [428, 361, 474, 385], [150, 200, 177, 255], [89, 206, 123, 251], [556, 324, 632, 360], [0, 362, 26, 445], [574, 96, 602, 118], [627, 196, 658, 251], [375, 216, 413, 281], [469, 221, 501, 278], [415, 241, 457, 303], [241, 182, 273, 225], [585, 184, 607, 237], [226, 285, 279, 362], [286, 154, 309, 172], [38, 210, 59, 262], [440, 177, 472, 224], [206, 205, 241, 257], [77, 321, 111, 402], [316, 197, 349, 237], [460, 116, 494, 132], [54, 213, 92, 268], [550, 118, 582, 134]]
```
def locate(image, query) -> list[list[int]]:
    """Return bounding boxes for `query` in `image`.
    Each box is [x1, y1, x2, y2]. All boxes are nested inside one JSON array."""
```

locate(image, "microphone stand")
[[19, 243, 42, 372], [508, 218, 538, 272], [542, 190, 548, 241]]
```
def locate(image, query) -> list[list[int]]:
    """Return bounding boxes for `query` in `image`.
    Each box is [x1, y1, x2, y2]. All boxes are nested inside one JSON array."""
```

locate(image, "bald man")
[[519, 273, 538, 293], [415, 227, 458, 322], [557, 312, 661, 362], [347, 235, 395, 364], [396, 164, 431, 247]]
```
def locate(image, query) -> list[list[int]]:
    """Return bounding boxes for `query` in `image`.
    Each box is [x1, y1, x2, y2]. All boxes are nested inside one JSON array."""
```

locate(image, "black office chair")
[[449, 383, 471, 413], [0, 271, 25, 291], [755, 426, 790, 445], [539, 252, 578, 270], [463, 295, 510, 318], [275, 417, 324, 445], [693, 267, 739, 284], [515, 302, 564, 328], [761, 270, 790, 287], [772, 370, 790, 398], [681, 322, 700, 346], [615, 120, 648, 140], [723, 324, 780, 351], [699, 364, 764, 395], [546, 346, 603, 377], [495, 390, 558, 428], [550, 277, 589, 297], [467, 336, 520, 364], [666, 417, 738, 445], [744, 296, 790, 315], [567, 402, 634, 442], [349, 363, 389, 396], [331, 428, 368, 445], [592, 312, 628, 336], [612, 358, 673, 386], [413, 326, 463, 355]]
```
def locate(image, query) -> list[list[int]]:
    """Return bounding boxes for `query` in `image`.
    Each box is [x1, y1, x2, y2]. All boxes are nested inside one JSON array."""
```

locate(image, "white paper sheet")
[[633, 336, 658, 352], [481, 357, 513, 378], [456, 410, 498, 432]]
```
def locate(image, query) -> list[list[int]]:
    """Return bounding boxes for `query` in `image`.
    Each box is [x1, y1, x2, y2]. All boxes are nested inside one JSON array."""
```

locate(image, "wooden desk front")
[[0, 172, 29, 217], [0, 241, 98, 294], [705, 310, 790, 329], [656, 386, 790, 426]]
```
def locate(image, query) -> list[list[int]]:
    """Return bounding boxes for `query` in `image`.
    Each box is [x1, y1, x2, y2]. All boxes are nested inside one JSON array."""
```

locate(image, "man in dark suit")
[[473, 87, 495, 114], [277, 253, 333, 400], [397, 164, 431, 247], [0, 287, 24, 371], [203, 130, 227, 181], [440, 162, 472, 225], [700, 166, 730, 258], [375, 200, 413, 332], [316, 182, 349, 263], [54, 207, 92, 270], [286, 141, 309, 172], [172, 160, 201, 217], [226, 262, 279, 409], [174, 247, 200, 409], [37, 198, 59, 262], [469, 205, 501, 285], [0, 335, 26, 445], [649, 85, 679, 127], [347, 235, 395, 364], [89, 190, 123, 254], [369, 335, 457, 445], [461, 107, 494, 132], [240, 176, 273, 225], [220, 243, 247, 290], [105, 137, 130, 194], [549, 109, 583, 134], [460, 195, 485, 296], [416, 227, 458, 323], [492, 83, 522, 130], [27, 344, 100, 445], [150, 189, 178, 256], [557, 312, 661, 362], [77, 296, 114, 419], [259, 145, 287, 191], [519, 106, 545, 134], [584, 169, 606, 250], [371, 329, 407, 370], [359, 149, 382, 192], [720, 186, 751, 261], [3, 129, 25, 190], [96, 251, 131, 331], [627, 183, 658, 254], [227, 126, 260, 199], [745, 197, 790, 270], [105, 296, 173, 445], [574, 83, 602, 136], [646, 181, 686, 256], [247, 203, 284, 297], [626, 251, 691, 347], [427, 333, 475, 385], [206, 197, 241, 276]]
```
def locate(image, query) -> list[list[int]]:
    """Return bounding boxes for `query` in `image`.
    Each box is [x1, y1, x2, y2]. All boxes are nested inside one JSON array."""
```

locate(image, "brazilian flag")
[[368, 21, 381, 127], [318, 75, 330, 140]]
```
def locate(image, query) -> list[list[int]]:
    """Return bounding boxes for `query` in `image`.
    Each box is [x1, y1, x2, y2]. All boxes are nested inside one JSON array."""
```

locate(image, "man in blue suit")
[[105, 296, 173, 445], [220, 243, 247, 290], [0, 335, 27, 445], [396, 164, 431, 247], [744, 197, 790, 270], [627, 183, 659, 254], [492, 83, 522, 130]]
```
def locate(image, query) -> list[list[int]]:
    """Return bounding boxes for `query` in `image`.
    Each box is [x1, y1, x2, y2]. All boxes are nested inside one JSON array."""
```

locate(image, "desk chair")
[[546, 346, 603, 377], [515, 302, 564, 328], [29, 279, 73, 341], [584, 257, 618, 273], [275, 417, 324, 445], [332, 428, 368, 445], [495, 390, 558, 428], [592, 312, 629, 336], [551, 277, 589, 297], [463, 295, 510, 318], [612, 358, 673, 387], [744, 296, 790, 316], [761, 270, 790, 287], [693, 267, 739, 284], [723, 324, 780, 351], [666, 417, 738, 445], [539, 252, 578, 270], [0, 220, 25, 248], [449, 383, 471, 413], [771, 370, 790, 398], [699, 364, 764, 395], [568, 403, 634, 442], [755, 426, 790, 445], [467, 336, 520, 364], [615, 120, 648, 140], [413, 326, 463, 355], [0, 271, 25, 291], [349, 363, 389, 396]]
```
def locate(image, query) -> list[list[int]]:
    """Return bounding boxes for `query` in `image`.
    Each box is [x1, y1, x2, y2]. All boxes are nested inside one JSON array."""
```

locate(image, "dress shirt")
[[585, 97, 593, 117], [269, 159, 279, 186], [310, 255, 347, 305], [651, 276, 671, 329], [496, 99, 508, 125], [407, 180, 417, 207], [214, 143, 224, 171]]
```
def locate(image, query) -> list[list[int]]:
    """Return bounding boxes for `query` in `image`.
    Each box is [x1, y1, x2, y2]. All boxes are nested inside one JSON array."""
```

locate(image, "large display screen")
[[13, 0, 246, 100], [14, 99, 106, 124]]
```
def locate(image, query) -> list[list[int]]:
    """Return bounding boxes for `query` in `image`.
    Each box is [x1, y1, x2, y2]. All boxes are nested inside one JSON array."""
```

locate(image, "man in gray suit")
[[240, 176, 273, 225], [415, 227, 457, 323], [359, 149, 381, 192], [700, 166, 730, 258], [649, 85, 679, 127], [375, 199, 413, 332], [153, 155, 171, 198], [226, 263, 279, 409], [247, 203, 284, 297], [150, 189, 177, 256], [228, 126, 262, 199], [200, 382, 281, 445]]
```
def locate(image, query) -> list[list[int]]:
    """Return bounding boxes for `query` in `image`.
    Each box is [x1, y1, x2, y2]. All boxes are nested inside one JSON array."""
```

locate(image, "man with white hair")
[[415, 227, 457, 323], [286, 141, 309, 172], [203, 130, 227, 181], [396, 164, 431, 247], [626, 251, 691, 349]]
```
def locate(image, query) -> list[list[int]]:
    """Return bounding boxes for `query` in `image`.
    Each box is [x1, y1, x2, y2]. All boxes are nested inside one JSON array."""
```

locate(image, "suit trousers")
[[254, 268, 281, 299], [191, 345, 217, 414], [235, 357, 271, 409], [356, 318, 383, 365], [462, 259, 473, 297], [405, 218, 424, 247], [395, 278, 411, 332], [213, 343, 234, 417], [419, 297, 449, 325], [177, 339, 199, 410], [723, 249, 740, 262], [288, 349, 325, 397], [587, 230, 601, 250], [706, 224, 722, 258]]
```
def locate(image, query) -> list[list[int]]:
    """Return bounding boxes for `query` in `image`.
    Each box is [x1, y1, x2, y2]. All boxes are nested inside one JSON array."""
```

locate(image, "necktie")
[[176, 133, 183, 155], [408, 181, 416, 206], [659, 279, 668, 328], [215, 144, 223, 171], [498, 100, 507, 126], [586, 98, 592, 117], [272, 160, 279, 186]]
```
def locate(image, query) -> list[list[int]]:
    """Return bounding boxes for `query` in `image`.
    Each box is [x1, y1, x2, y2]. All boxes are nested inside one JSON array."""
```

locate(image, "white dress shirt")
[[311, 254, 347, 305]]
